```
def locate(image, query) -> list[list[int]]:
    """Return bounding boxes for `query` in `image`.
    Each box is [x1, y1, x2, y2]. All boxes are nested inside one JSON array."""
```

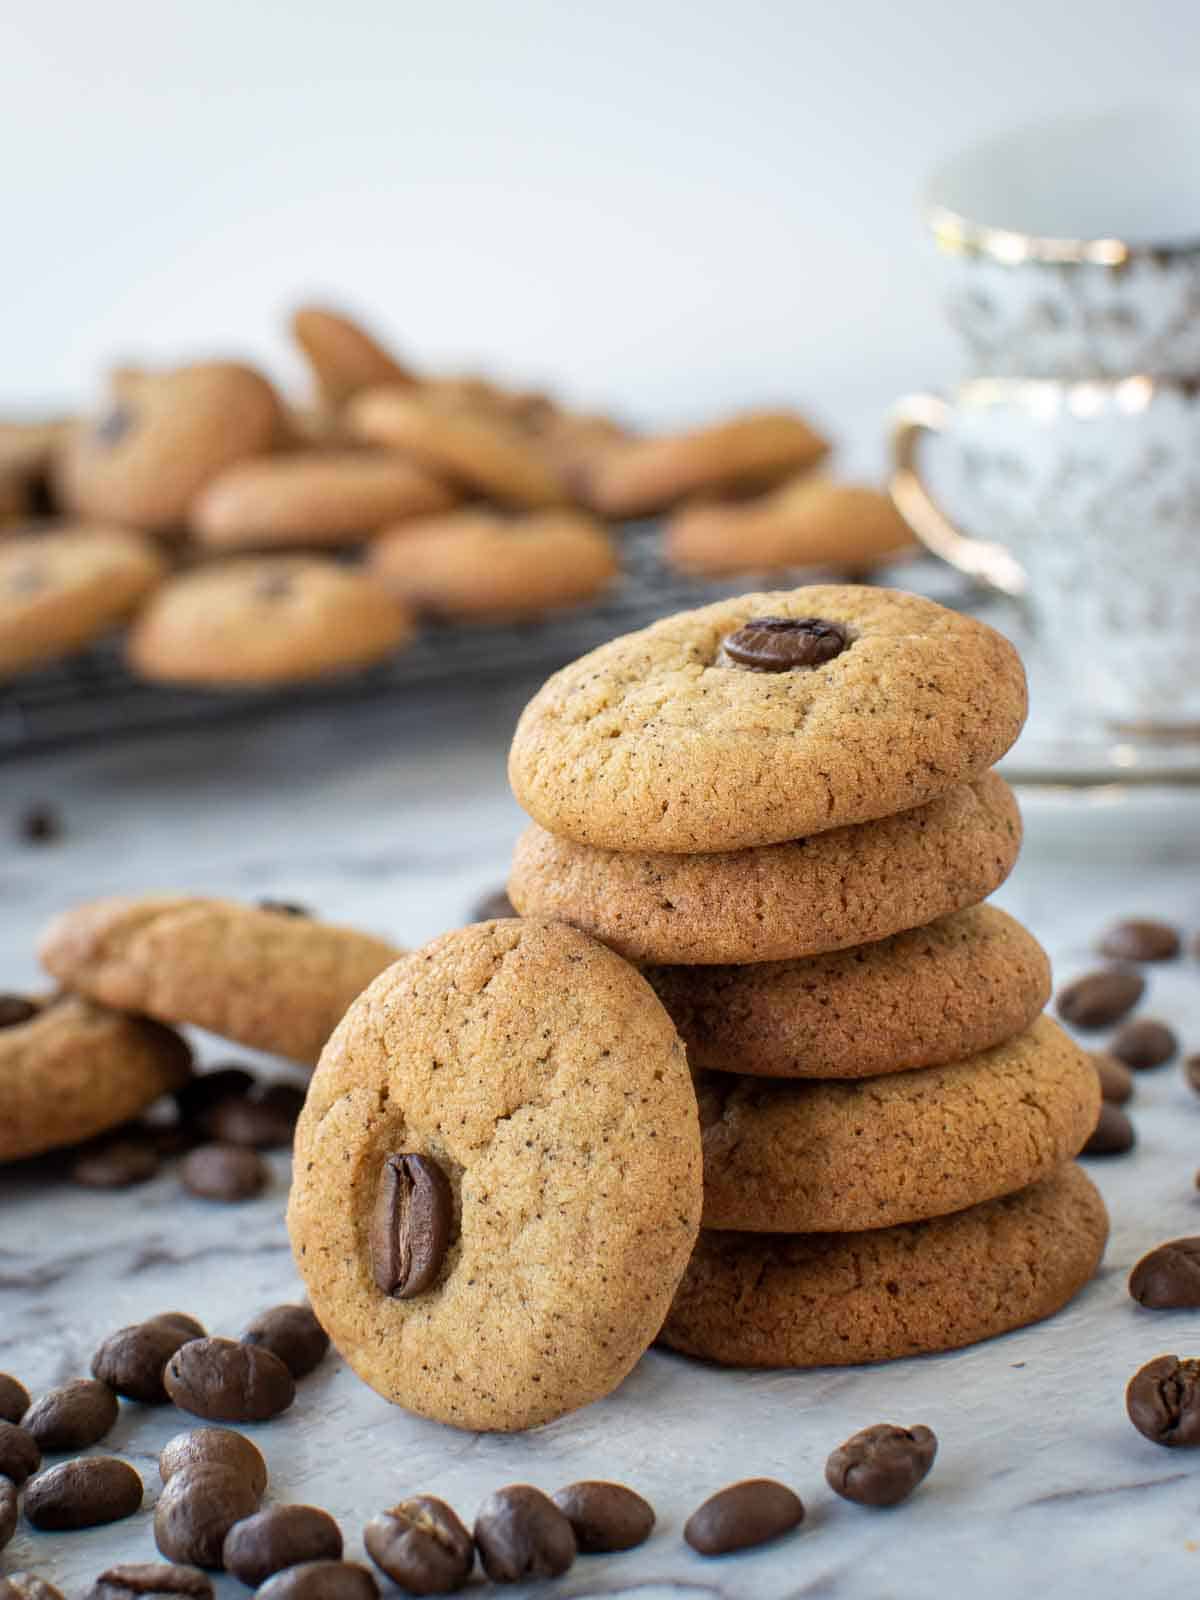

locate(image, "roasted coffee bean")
[[370, 1153, 454, 1298], [1056, 969, 1145, 1029], [154, 1464, 260, 1567], [1127, 1355, 1200, 1446], [70, 1137, 160, 1190], [255, 1562, 378, 1600], [1082, 1102, 1135, 1155], [474, 1485, 576, 1583], [1129, 1239, 1200, 1308], [363, 1496, 474, 1594], [18, 805, 61, 846], [0, 1421, 40, 1484], [0, 1374, 30, 1423], [723, 615, 850, 672], [1185, 1056, 1200, 1095], [222, 1504, 343, 1587], [683, 1479, 805, 1555], [471, 888, 517, 922], [0, 996, 37, 1030], [1091, 1052, 1134, 1104], [22, 1378, 118, 1451], [92, 1318, 198, 1404], [825, 1423, 938, 1507], [1098, 918, 1181, 962], [158, 1427, 267, 1497], [241, 1304, 329, 1379], [176, 1069, 256, 1126], [1111, 1018, 1177, 1069], [180, 1143, 267, 1202], [551, 1480, 655, 1553], [24, 1456, 143, 1529], [208, 1087, 301, 1150], [257, 900, 311, 918], [149, 1313, 207, 1340], [0, 1477, 16, 1549], [163, 1337, 295, 1422], [0, 1575, 65, 1599], [85, 1563, 213, 1599]]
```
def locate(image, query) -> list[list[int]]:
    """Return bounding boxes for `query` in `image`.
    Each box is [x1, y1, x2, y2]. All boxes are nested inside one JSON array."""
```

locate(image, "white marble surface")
[[3, 684, 1200, 1600]]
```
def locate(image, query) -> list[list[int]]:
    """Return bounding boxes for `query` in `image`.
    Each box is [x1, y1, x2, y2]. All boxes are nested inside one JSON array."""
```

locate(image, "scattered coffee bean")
[[0, 1477, 16, 1550], [85, 1564, 213, 1599], [1056, 969, 1145, 1029], [154, 1464, 260, 1567], [0, 1374, 30, 1424], [1097, 918, 1181, 962], [241, 1304, 329, 1379], [22, 1378, 118, 1451], [222, 1504, 344, 1587], [363, 1496, 474, 1594], [0, 996, 37, 1030], [1127, 1355, 1200, 1446], [683, 1479, 805, 1556], [1185, 1056, 1200, 1096], [255, 1562, 379, 1600], [825, 1423, 938, 1507], [471, 888, 517, 922], [150, 1313, 207, 1340], [24, 1456, 143, 1529], [92, 1318, 199, 1404], [551, 1481, 655, 1553], [1129, 1239, 1200, 1308], [257, 900, 311, 918], [370, 1152, 454, 1299], [18, 805, 61, 846], [208, 1086, 302, 1150], [0, 1576, 65, 1599], [474, 1485, 577, 1582], [1091, 1052, 1134, 1104], [722, 616, 850, 671], [70, 1137, 160, 1190], [163, 1337, 295, 1423], [176, 1069, 256, 1127], [1111, 1018, 1178, 1070], [159, 1427, 267, 1498], [1082, 1102, 1136, 1156], [180, 1143, 268, 1202], [0, 1421, 40, 1484]]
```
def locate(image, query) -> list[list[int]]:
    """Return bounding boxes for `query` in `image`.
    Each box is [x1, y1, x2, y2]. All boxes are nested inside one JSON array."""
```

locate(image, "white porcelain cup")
[[927, 105, 1200, 379], [890, 376, 1200, 734]]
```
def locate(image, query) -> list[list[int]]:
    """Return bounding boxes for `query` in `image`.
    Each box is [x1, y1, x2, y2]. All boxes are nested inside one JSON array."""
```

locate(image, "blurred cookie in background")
[[291, 304, 418, 410]]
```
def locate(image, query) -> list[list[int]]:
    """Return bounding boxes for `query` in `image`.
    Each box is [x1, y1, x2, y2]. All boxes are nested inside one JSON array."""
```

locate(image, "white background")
[[4, 0, 1197, 461]]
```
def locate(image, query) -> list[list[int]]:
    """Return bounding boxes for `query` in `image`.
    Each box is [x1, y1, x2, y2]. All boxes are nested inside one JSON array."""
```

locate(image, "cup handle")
[[889, 393, 1027, 597]]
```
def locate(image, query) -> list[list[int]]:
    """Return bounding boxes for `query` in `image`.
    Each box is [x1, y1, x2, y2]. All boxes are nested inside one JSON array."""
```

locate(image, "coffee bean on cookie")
[[180, 1144, 267, 1202], [24, 1457, 142, 1529], [92, 1318, 198, 1404], [163, 1339, 294, 1423], [370, 1153, 454, 1298], [1127, 1356, 1200, 1446], [1111, 1019, 1177, 1069], [241, 1305, 329, 1379], [1056, 970, 1145, 1029], [84, 1564, 213, 1599], [0, 1577, 65, 1600], [363, 1497, 474, 1594], [474, 1486, 576, 1582], [154, 1465, 260, 1567], [551, 1481, 655, 1553], [721, 616, 851, 671], [158, 1428, 267, 1498], [22, 1378, 118, 1451], [255, 1562, 379, 1600], [684, 1480, 804, 1555], [1082, 1102, 1135, 1155], [1098, 919, 1181, 962], [0, 1375, 31, 1425], [1091, 1052, 1134, 1104], [222, 1505, 343, 1587], [1129, 1240, 1200, 1308], [825, 1424, 938, 1507], [0, 1421, 40, 1484], [70, 1136, 160, 1190], [0, 1478, 15, 1550]]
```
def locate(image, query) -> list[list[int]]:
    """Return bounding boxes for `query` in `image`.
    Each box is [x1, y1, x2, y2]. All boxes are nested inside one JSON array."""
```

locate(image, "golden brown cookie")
[[660, 1163, 1108, 1368], [126, 556, 414, 686], [697, 1016, 1099, 1232], [0, 994, 192, 1163], [287, 918, 702, 1432], [647, 905, 1049, 1078], [581, 410, 830, 518], [369, 508, 618, 620], [38, 896, 403, 1067], [0, 419, 73, 523], [291, 305, 417, 410], [509, 773, 1021, 966], [0, 527, 166, 677], [508, 586, 1027, 854]]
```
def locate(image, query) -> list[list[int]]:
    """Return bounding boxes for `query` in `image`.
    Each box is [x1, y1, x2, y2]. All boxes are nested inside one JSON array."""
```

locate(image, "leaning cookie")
[[126, 557, 414, 686], [291, 304, 418, 410], [0, 994, 192, 1163], [38, 896, 403, 1067]]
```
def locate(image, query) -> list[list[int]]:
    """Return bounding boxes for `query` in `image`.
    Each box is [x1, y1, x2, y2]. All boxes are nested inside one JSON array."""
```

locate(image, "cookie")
[[126, 556, 414, 686], [508, 586, 1027, 854], [508, 773, 1021, 966], [0, 994, 192, 1164], [0, 419, 72, 522], [56, 362, 285, 533], [291, 305, 417, 410], [660, 1163, 1108, 1368], [580, 410, 830, 518], [666, 479, 916, 577], [190, 452, 458, 549], [38, 896, 403, 1067], [697, 1016, 1098, 1233], [368, 508, 618, 620], [287, 918, 702, 1431], [647, 904, 1049, 1078], [0, 527, 166, 677], [347, 387, 568, 509]]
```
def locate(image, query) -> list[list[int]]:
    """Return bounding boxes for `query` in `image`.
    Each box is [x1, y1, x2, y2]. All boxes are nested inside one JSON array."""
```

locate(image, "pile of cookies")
[[506, 584, 1110, 1369], [1, 305, 915, 688]]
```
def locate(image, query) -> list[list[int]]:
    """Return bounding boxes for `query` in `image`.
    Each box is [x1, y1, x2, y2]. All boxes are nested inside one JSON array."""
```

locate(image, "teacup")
[[890, 375, 1200, 734], [927, 105, 1200, 379]]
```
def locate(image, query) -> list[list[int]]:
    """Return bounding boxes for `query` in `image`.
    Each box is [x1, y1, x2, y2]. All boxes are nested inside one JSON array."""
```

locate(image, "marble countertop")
[[3, 683, 1200, 1600]]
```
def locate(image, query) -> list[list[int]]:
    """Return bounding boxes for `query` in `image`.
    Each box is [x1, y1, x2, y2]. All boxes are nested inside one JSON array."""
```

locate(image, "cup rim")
[[930, 374, 1200, 414], [926, 202, 1200, 267]]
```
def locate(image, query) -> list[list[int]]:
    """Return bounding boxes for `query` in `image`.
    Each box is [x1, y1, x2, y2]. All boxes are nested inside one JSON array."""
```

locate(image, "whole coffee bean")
[[825, 1423, 938, 1507], [22, 1378, 118, 1451], [150, 1313, 207, 1340], [683, 1479, 805, 1555], [255, 1562, 378, 1600], [0, 1576, 65, 1599], [0, 1421, 40, 1484], [1111, 1018, 1178, 1070], [722, 616, 850, 671], [257, 900, 311, 919], [222, 1504, 343, 1586], [241, 1305, 329, 1379], [474, 1485, 576, 1582], [0, 1374, 30, 1424], [85, 1564, 213, 1599], [0, 1476, 16, 1549], [159, 1427, 267, 1497], [363, 1496, 474, 1594], [551, 1481, 655, 1553], [176, 1069, 255, 1127], [1129, 1239, 1200, 1308], [1185, 1056, 1200, 1095], [70, 1138, 160, 1190], [471, 888, 517, 922], [0, 996, 38, 1029], [370, 1153, 454, 1298], [154, 1464, 260, 1567], [1098, 918, 1181, 962], [1127, 1355, 1200, 1446], [24, 1456, 143, 1529], [1082, 1102, 1135, 1156], [180, 1144, 267, 1202], [208, 1090, 299, 1150], [1091, 1052, 1134, 1104], [1056, 969, 1145, 1029], [163, 1338, 295, 1422], [92, 1320, 195, 1404]]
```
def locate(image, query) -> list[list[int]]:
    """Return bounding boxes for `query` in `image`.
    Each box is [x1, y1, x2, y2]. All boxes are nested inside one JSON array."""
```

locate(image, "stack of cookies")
[[506, 584, 1109, 1368]]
